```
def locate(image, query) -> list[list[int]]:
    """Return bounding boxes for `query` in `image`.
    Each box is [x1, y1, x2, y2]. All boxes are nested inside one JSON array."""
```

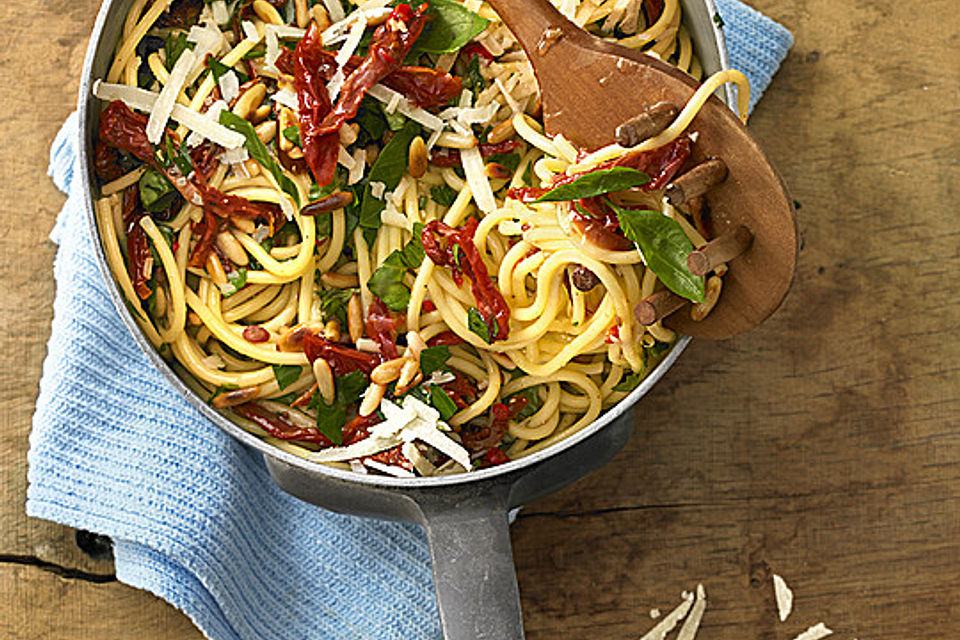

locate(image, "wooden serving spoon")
[[484, 0, 798, 339]]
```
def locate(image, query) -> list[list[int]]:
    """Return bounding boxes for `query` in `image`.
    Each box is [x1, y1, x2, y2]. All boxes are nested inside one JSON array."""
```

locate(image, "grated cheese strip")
[[328, 15, 367, 101], [461, 145, 496, 214], [242, 20, 260, 41], [792, 623, 833, 640], [95, 81, 245, 149], [676, 584, 706, 640], [364, 459, 415, 478], [368, 84, 444, 131], [146, 49, 195, 144], [773, 574, 794, 622], [639, 591, 695, 640]]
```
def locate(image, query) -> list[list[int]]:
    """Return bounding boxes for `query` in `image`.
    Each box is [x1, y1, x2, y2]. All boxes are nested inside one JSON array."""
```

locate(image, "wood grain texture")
[[1, 0, 959, 639]]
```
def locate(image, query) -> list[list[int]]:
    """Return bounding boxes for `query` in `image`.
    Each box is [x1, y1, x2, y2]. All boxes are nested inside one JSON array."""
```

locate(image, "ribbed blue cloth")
[[27, 6, 791, 639]]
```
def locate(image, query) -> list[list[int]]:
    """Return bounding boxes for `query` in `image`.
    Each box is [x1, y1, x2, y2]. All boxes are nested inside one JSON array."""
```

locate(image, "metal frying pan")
[[77, 1, 732, 637]]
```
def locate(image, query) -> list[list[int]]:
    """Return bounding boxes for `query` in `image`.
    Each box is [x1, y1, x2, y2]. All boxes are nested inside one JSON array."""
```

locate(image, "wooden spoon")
[[484, 0, 798, 339]]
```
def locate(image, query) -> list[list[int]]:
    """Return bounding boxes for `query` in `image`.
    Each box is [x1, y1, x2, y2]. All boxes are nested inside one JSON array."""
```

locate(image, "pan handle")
[[417, 491, 524, 640]]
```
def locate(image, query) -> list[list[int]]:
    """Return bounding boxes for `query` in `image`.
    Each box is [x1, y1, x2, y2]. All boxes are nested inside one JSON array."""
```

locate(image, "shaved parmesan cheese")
[[773, 574, 794, 622], [348, 460, 368, 474], [337, 145, 357, 170], [348, 147, 366, 185], [676, 584, 706, 640], [364, 459, 415, 478], [402, 441, 436, 476], [267, 24, 307, 39], [792, 623, 832, 640], [219, 146, 249, 164], [328, 15, 366, 101], [423, 370, 456, 386], [426, 128, 443, 151], [96, 81, 245, 149], [218, 70, 240, 104], [308, 435, 398, 462], [368, 84, 444, 131], [385, 91, 402, 114], [242, 20, 260, 42], [200, 354, 226, 369], [639, 591, 694, 640], [436, 52, 457, 73], [495, 76, 522, 114], [210, 0, 230, 24], [461, 145, 496, 214], [186, 99, 227, 147], [355, 337, 381, 352], [370, 181, 387, 199], [146, 50, 195, 144], [273, 87, 299, 111], [264, 27, 280, 71], [279, 195, 295, 221], [381, 206, 409, 229]]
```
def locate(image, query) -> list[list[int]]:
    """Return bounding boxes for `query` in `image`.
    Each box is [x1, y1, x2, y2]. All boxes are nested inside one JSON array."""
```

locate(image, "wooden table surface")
[[3, 1, 959, 638]]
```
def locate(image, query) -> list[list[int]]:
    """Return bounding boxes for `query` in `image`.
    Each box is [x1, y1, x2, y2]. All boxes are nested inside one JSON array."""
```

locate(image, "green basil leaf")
[[138, 168, 178, 213], [313, 400, 346, 445], [219, 111, 301, 206], [419, 345, 451, 377], [164, 33, 195, 71], [485, 152, 520, 172], [613, 205, 705, 302], [206, 57, 247, 84], [336, 370, 368, 405], [164, 134, 195, 177], [467, 307, 491, 343], [612, 372, 644, 393], [379, 102, 408, 131], [367, 253, 410, 311], [429, 384, 458, 421], [355, 98, 388, 146], [414, 0, 490, 54], [317, 287, 355, 328], [533, 167, 650, 203], [510, 386, 542, 419], [430, 184, 458, 207], [272, 364, 303, 391], [462, 54, 485, 93], [360, 120, 420, 229], [271, 390, 301, 405], [243, 48, 266, 59], [282, 125, 301, 147]]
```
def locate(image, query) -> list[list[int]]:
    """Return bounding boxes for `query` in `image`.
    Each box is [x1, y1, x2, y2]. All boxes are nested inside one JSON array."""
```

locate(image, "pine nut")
[[359, 383, 387, 416], [323, 320, 340, 342], [232, 218, 256, 234], [396, 358, 420, 389], [408, 136, 428, 178], [288, 147, 304, 159], [394, 371, 422, 397], [255, 120, 277, 144], [485, 162, 511, 180], [320, 272, 360, 288], [240, 158, 261, 177], [436, 132, 477, 149], [312, 358, 335, 404], [278, 107, 296, 151], [365, 145, 379, 165], [301, 192, 354, 216], [371, 357, 407, 385], [188, 311, 202, 326], [212, 386, 259, 408], [348, 294, 363, 343], [232, 83, 266, 121], [278, 321, 324, 351], [406, 330, 427, 358], [253, 0, 283, 25], [310, 4, 331, 30], [217, 231, 249, 266], [487, 119, 515, 144], [690, 276, 723, 322], [206, 252, 227, 285], [252, 104, 272, 124], [294, 0, 309, 28]]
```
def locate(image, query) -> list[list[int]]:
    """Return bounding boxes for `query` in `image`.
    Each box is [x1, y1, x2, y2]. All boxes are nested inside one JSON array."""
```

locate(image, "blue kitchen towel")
[[27, 5, 792, 640]]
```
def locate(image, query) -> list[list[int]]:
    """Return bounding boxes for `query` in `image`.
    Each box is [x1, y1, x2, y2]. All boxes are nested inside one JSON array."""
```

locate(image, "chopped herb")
[[451, 243, 463, 268], [430, 184, 458, 207], [419, 345, 451, 377], [206, 57, 247, 84], [219, 111, 301, 205], [462, 54, 485, 93], [412, 0, 490, 55], [367, 222, 425, 311], [242, 48, 266, 59], [272, 364, 303, 391], [355, 98, 389, 146], [317, 287, 355, 328], [467, 307, 492, 343], [282, 125, 302, 147], [164, 134, 195, 177], [533, 167, 650, 202], [429, 384, 458, 420], [613, 204, 705, 302], [271, 390, 302, 405], [138, 168, 178, 213], [360, 121, 420, 229], [164, 33, 195, 71], [612, 371, 644, 392], [521, 158, 534, 186], [223, 268, 247, 297], [509, 386, 542, 419], [713, 12, 725, 28], [308, 370, 367, 444], [380, 103, 408, 131]]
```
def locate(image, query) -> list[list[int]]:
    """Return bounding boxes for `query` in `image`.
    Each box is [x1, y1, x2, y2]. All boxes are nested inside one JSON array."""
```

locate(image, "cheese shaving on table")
[[96, 81, 245, 149], [639, 590, 694, 640], [792, 623, 833, 640], [676, 584, 706, 640], [146, 49, 195, 144], [773, 574, 794, 622]]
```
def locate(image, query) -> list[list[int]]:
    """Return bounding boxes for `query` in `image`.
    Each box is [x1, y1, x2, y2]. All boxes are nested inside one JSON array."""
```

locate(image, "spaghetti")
[[92, 0, 749, 477]]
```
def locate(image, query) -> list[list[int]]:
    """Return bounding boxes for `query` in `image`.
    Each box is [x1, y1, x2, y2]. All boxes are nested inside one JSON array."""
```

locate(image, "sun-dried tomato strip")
[[313, 4, 430, 137], [365, 298, 401, 360], [613, 137, 691, 191], [122, 185, 153, 299], [188, 206, 221, 268], [99, 100, 155, 163], [429, 140, 521, 167], [293, 23, 340, 187], [233, 402, 334, 445], [422, 219, 511, 342], [303, 332, 381, 377], [426, 330, 464, 347]]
